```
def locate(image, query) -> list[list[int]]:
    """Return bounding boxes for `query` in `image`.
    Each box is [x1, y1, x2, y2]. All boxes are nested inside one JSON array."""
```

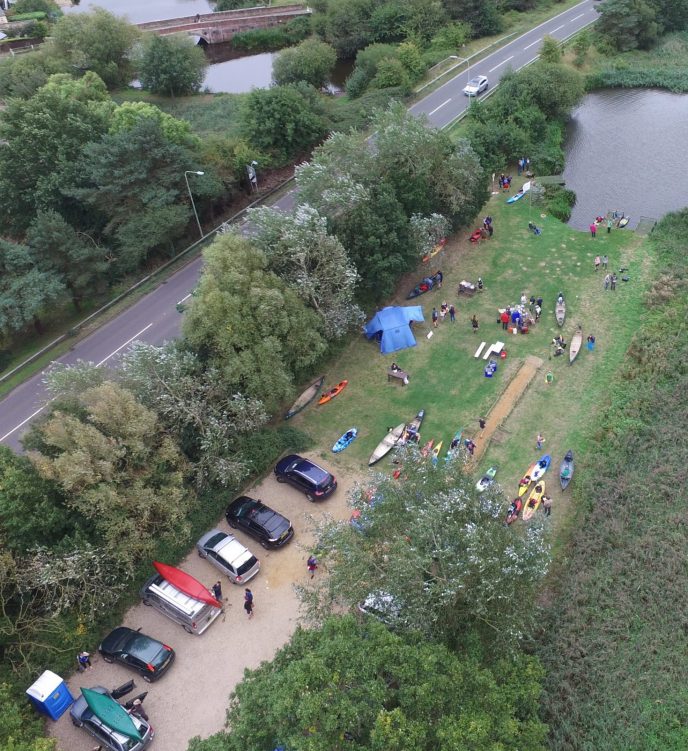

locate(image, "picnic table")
[[387, 367, 409, 385], [458, 280, 476, 296]]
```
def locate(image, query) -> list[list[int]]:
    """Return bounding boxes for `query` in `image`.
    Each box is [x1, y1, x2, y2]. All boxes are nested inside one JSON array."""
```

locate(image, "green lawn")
[[291, 183, 654, 520]]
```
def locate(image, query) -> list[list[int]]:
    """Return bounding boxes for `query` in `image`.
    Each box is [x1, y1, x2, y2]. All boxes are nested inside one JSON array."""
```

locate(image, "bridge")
[[137, 4, 312, 45]]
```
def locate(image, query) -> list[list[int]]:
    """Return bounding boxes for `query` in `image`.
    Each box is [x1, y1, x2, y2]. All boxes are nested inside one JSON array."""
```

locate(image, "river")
[[66, 0, 214, 24], [563, 88, 688, 230]]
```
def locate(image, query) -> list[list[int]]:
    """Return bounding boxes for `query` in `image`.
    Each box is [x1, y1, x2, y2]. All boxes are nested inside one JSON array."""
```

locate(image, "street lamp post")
[[184, 170, 204, 238]]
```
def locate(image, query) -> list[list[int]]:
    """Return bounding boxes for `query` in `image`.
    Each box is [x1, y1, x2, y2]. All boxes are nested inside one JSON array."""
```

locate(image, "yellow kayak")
[[517, 461, 537, 496], [522, 480, 545, 521]]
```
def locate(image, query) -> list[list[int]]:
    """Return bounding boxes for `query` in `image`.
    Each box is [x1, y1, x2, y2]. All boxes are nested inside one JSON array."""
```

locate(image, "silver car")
[[196, 529, 261, 584], [463, 75, 489, 96]]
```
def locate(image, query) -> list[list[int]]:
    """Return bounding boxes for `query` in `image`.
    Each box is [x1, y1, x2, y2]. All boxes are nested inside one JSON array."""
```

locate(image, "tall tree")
[[187, 616, 547, 751], [49, 8, 140, 87], [138, 34, 208, 97], [182, 233, 327, 411], [249, 205, 363, 337], [442, 0, 502, 36], [596, 0, 660, 50], [272, 38, 337, 88]]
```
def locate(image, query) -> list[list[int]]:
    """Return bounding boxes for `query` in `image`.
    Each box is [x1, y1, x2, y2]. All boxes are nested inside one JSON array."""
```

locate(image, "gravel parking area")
[[49, 453, 361, 751]]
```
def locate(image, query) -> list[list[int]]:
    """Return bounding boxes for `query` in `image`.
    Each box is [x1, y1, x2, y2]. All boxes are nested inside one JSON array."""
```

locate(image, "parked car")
[[70, 685, 154, 751], [98, 627, 175, 682], [274, 454, 337, 500], [225, 496, 294, 549], [196, 529, 260, 584], [463, 75, 489, 96]]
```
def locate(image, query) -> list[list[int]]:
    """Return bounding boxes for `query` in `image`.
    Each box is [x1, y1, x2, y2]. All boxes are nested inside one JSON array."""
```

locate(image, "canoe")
[[422, 237, 446, 263], [153, 562, 221, 608], [531, 454, 551, 482], [82, 688, 142, 741], [555, 294, 566, 326], [318, 380, 348, 405], [407, 271, 442, 299], [560, 450, 574, 491], [476, 466, 497, 492], [518, 461, 538, 496], [368, 423, 405, 466], [284, 375, 325, 420], [431, 441, 443, 464], [505, 498, 523, 525], [446, 428, 463, 460], [421, 439, 434, 457], [522, 480, 546, 521], [332, 428, 357, 453], [618, 216, 630, 228], [400, 409, 425, 445], [506, 181, 530, 204], [569, 328, 583, 364]]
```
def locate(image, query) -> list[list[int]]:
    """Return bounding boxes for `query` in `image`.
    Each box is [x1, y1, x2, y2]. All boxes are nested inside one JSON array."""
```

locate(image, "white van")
[[140, 573, 222, 635]]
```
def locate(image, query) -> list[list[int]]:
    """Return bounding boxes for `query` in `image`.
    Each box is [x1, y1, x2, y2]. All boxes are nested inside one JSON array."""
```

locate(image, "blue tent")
[[364, 306, 425, 354]]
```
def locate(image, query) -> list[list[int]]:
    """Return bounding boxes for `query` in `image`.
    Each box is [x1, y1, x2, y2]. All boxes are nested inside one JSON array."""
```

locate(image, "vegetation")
[[537, 209, 688, 750], [230, 16, 311, 53], [272, 38, 337, 88], [138, 35, 208, 97], [596, 0, 688, 51], [187, 616, 547, 751]]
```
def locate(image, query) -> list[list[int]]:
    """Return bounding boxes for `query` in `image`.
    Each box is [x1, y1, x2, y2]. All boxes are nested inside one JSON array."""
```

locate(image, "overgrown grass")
[[536, 209, 688, 750]]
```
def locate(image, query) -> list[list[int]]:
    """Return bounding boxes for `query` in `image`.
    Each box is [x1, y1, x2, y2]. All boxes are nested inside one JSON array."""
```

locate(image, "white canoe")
[[368, 423, 405, 466]]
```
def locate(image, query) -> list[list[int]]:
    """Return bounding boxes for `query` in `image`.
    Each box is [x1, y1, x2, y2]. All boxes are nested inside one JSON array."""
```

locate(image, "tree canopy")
[[272, 38, 337, 88], [138, 34, 208, 96]]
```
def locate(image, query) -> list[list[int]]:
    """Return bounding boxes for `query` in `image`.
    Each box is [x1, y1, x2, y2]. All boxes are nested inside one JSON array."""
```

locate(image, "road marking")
[[524, 38, 541, 50], [489, 56, 513, 73], [177, 293, 192, 305], [518, 56, 540, 71], [571, 13, 585, 21], [96, 323, 153, 367], [552, 24, 565, 32], [0, 403, 52, 442], [428, 98, 452, 116]]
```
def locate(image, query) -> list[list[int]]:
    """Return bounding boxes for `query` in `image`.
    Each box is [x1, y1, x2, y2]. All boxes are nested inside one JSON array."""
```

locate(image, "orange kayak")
[[318, 380, 348, 405]]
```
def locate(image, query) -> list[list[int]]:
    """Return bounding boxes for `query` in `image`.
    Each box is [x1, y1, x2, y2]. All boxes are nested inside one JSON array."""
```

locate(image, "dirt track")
[[49, 454, 360, 751]]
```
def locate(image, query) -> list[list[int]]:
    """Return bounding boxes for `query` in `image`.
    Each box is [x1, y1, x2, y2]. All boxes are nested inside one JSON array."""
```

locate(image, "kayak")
[[153, 562, 221, 608], [560, 450, 574, 490], [318, 380, 348, 405], [368, 423, 405, 466], [505, 498, 523, 525], [531, 454, 551, 482], [618, 216, 630, 228], [332, 428, 358, 453], [476, 466, 497, 492], [421, 439, 434, 457], [522, 480, 546, 521], [446, 428, 463, 460], [555, 293, 566, 326], [506, 181, 530, 204], [518, 461, 538, 496], [407, 270, 442, 299], [422, 237, 446, 263], [400, 409, 425, 445], [431, 441, 443, 465], [284, 375, 325, 420], [569, 328, 583, 364], [82, 689, 142, 741]]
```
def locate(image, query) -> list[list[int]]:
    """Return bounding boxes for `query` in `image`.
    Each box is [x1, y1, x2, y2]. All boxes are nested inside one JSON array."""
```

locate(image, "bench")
[[474, 341, 487, 358], [483, 341, 505, 360]]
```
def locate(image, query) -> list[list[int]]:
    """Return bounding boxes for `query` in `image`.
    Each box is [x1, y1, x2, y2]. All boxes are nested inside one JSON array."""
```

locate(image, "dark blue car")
[[274, 454, 337, 501]]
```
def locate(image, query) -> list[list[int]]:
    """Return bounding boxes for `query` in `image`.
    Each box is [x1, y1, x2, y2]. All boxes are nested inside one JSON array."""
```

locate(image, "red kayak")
[[153, 561, 221, 608], [318, 380, 348, 405]]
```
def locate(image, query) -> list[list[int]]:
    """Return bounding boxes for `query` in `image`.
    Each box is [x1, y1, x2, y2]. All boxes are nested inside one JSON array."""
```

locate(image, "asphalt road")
[[0, 0, 599, 449]]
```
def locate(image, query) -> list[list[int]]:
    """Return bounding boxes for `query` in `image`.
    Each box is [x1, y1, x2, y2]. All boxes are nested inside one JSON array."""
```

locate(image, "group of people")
[[517, 156, 531, 175], [431, 301, 457, 327], [499, 295, 539, 332], [499, 174, 513, 191]]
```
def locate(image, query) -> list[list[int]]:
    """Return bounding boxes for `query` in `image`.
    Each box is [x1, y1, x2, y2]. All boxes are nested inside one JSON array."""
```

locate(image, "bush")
[[543, 184, 576, 221], [231, 16, 310, 52]]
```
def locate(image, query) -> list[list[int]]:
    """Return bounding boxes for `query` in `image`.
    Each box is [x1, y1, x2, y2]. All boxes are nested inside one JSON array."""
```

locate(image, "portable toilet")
[[26, 670, 74, 720]]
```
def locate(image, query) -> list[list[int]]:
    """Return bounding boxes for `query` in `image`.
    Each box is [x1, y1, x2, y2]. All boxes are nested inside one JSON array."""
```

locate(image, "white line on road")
[[0, 403, 52, 442], [552, 24, 565, 32], [524, 38, 541, 50], [428, 98, 452, 116], [96, 323, 153, 367], [518, 56, 540, 71], [489, 56, 513, 73], [571, 13, 585, 21], [177, 293, 192, 305]]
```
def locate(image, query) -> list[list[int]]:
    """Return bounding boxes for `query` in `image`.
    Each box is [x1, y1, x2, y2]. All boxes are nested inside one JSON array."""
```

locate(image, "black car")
[[274, 454, 337, 501], [225, 496, 294, 549], [98, 627, 175, 683]]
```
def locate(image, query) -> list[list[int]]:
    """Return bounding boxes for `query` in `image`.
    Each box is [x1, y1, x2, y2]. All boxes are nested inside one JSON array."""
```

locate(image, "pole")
[[184, 171, 203, 238]]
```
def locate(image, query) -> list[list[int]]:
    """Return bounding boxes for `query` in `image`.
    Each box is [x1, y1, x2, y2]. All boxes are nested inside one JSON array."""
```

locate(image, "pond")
[[563, 88, 688, 230]]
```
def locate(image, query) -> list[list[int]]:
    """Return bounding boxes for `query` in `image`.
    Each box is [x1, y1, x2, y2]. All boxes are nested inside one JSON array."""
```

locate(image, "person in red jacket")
[[500, 310, 510, 330]]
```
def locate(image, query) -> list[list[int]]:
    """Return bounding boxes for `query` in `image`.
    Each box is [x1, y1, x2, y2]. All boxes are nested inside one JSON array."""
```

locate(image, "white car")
[[196, 529, 260, 584], [463, 75, 489, 96]]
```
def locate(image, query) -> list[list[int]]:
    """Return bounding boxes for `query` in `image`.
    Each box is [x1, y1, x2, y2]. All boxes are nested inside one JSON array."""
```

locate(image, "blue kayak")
[[332, 428, 358, 453], [531, 453, 551, 481], [506, 181, 531, 204]]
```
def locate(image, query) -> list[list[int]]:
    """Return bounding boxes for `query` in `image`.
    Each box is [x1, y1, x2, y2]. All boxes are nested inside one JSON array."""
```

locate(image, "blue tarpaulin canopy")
[[364, 306, 425, 354]]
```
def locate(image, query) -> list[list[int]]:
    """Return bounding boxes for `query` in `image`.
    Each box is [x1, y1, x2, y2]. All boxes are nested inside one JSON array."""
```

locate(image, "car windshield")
[[237, 556, 258, 576], [233, 499, 258, 518], [205, 532, 226, 548], [467, 78, 481, 87], [295, 461, 329, 484], [127, 634, 166, 665]]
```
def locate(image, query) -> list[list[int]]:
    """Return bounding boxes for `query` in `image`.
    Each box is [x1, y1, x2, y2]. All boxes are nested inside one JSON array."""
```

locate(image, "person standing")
[[440, 301, 448, 321], [478, 417, 486, 437], [610, 273, 617, 290], [606, 219, 612, 234], [244, 588, 254, 619], [436, 270, 443, 288], [542, 495, 553, 517], [536, 433, 544, 450], [587, 334, 596, 351], [212, 581, 223, 602], [449, 304, 456, 322], [602, 254, 608, 269], [500, 310, 509, 330], [590, 223, 597, 239], [603, 273, 611, 290], [307, 555, 318, 579], [432, 307, 438, 328], [517, 157, 523, 175], [594, 255, 601, 271], [471, 314, 479, 333]]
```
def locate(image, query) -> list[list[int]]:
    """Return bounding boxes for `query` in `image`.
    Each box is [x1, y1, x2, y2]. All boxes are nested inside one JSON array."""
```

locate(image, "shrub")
[[231, 16, 310, 52], [543, 184, 576, 222]]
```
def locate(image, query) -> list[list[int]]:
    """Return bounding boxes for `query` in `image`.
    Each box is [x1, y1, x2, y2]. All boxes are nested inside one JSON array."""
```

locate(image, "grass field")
[[290, 181, 655, 522]]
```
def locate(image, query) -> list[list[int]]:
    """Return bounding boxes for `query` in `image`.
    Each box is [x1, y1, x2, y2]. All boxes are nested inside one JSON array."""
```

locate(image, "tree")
[[118, 343, 268, 489], [26, 211, 107, 311], [370, 56, 411, 91], [0, 240, 65, 337], [539, 34, 562, 63], [302, 451, 549, 651], [11, 0, 60, 14], [182, 234, 327, 411], [396, 40, 425, 78], [67, 118, 194, 273], [409, 213, 451, 258], [0, 72, 112, 235], [110, 101, 201, 148], [138, 34, 208, 96], [26, 381, 194, 573], [443, 0, 502, 36], [272, 38, 337, 88], [0, 48, 68, 99], [240, 83, 328, 162], [596, 0, 660, 50], [49, 8, 140, 87], [0, 682, 57, 750], [249, 204, 363, 337], [187, 616, 548, 751], [431, 20, 471, 50]]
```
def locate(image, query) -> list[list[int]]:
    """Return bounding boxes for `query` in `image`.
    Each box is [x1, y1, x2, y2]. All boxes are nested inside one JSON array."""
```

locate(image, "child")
[[307, 555, 318, 579]]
